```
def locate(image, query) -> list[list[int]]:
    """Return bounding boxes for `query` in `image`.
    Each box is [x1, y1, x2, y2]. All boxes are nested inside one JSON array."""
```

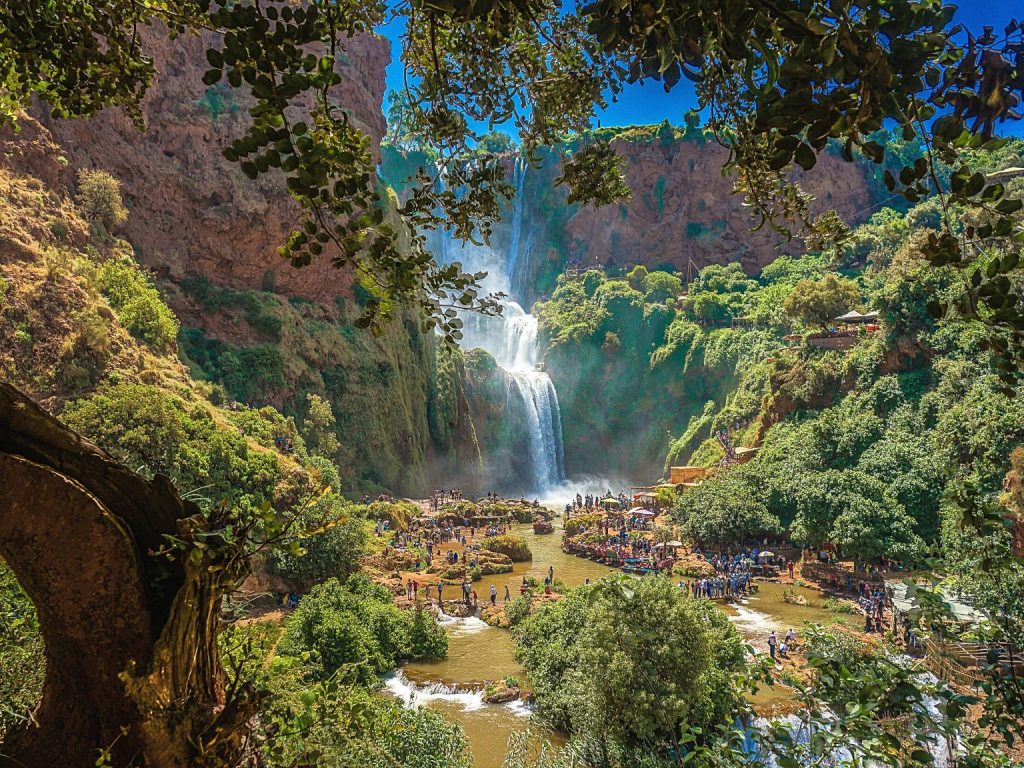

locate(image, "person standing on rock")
[[768, 631, 778, 660], [490, 584, 497, 606], [437, 582, 444, 605]]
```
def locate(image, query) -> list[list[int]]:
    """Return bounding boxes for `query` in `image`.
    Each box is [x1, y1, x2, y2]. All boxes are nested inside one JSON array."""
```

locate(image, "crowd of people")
[[567, 490, 631, 512], [428, 487, 468, 511], [699, 548, 797, 580], [679, 572, 753, 599], [858, 583, 888, 633], [563, 523, 675, 574]]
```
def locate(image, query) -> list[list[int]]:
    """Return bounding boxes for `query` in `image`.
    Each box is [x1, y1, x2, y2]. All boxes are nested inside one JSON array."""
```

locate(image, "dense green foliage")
[[260, 682, 472, 768], [513, 577, 746, 757], [229, 614, 467, 768], [0, 561, 44, 740], [782, 273, 861, 329], [655, 154, 1024, 579], [302, 393, 342, 459], [673, 466, 782, 546], [266, 458, 370, 587], [280, 575, 448, 685], [536, 257, 832, 477], [95, 258, 179, 353], [62, 383, 282, 512]]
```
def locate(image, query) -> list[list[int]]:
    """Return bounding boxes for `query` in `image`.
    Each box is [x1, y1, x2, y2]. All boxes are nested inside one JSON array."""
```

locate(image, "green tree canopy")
[[782, 273, 861, 330], [75, 169, 128, 232], [513, 577, 746, 751], [672, 467, 782, 546], [303, 393, 341, 460], [281, 574, 447, 684]]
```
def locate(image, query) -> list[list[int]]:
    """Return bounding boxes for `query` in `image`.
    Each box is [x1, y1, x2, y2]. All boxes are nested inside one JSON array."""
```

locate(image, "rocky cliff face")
[[38, 26, 389, 304], [564, 137, 873, 274], [1, 27, 489, 497], [382, 135, 878, 306]]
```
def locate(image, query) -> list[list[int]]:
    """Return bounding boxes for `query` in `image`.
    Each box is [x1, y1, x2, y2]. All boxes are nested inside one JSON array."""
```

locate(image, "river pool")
[[385, 521, 856, 768]]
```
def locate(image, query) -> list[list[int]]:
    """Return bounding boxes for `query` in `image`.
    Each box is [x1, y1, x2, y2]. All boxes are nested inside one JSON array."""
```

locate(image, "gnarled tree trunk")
[[0, 382, 253, 767]]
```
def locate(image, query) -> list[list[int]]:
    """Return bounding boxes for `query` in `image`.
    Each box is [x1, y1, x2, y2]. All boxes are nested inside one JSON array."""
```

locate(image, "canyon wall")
[[382, 131, 879, 305], [2, 28, 494, 496], [38, 26, 389, 304], [563, 136, 874, 274]]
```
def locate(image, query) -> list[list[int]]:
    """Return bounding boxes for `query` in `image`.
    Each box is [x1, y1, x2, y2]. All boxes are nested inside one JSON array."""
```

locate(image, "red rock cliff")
[[37, 27, 389, 303], [564, 137, 874, 274]]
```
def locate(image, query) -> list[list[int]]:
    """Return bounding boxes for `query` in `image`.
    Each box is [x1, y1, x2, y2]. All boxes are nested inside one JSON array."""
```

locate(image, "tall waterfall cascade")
[[428, 157, 565, 494]]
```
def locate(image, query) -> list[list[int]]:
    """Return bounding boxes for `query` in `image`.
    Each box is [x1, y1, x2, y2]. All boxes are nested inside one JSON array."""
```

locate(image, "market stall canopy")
[[601, 497, 621, 508], [835, 310, 866, 322], [627, 507, 653, 515], [757, 551, 776, 560]]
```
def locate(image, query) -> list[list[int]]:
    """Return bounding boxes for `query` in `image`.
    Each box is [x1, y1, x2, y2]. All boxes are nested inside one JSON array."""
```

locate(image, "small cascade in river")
[[427, 156, 565, 495]]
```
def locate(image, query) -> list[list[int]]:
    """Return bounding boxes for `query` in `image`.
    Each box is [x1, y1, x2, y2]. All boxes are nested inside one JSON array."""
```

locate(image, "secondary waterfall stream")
[[429, 157, 565, 495]]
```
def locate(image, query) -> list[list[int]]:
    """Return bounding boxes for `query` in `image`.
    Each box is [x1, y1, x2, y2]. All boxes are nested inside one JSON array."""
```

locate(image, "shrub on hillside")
[[226, 405, 303, 452], [480, 534, 532, 562], [96, 259, 178, 352], [76, 169, 127, 232], [266, 507, 368, 588], [61, 382, 280, 513]]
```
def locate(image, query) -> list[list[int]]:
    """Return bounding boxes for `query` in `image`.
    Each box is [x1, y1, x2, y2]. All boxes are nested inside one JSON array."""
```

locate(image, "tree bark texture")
[[0, 382, 249, 768]]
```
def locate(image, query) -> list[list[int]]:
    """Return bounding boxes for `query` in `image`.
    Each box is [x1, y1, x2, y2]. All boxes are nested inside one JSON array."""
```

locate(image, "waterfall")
[[429, 156, 565, 496], [506, 155, 528, 294]]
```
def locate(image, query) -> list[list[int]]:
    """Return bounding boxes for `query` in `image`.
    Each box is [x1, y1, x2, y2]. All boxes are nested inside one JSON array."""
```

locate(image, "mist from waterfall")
[[428, 157, 564, 495]]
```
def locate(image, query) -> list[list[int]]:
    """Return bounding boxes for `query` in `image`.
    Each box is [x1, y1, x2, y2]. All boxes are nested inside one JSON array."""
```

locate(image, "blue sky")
[[380, 1, 1024, 135]]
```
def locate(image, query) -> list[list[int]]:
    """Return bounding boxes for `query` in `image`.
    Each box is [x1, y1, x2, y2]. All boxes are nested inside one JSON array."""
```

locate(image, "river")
[[384, 521, 855, 768]]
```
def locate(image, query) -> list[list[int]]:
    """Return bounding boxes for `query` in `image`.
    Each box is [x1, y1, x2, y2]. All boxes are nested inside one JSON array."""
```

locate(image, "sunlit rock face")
[[37, 25, 389, 304], [560, 138, 873, 280], [383, 135, 877, 308]]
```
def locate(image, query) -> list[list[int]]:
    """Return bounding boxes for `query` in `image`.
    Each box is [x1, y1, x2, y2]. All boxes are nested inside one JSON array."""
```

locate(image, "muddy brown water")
[[386, 522, 856, 768]]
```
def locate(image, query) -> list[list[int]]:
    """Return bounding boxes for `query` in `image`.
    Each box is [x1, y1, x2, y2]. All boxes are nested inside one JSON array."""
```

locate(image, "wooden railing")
[[921, 639, 1024, 688]]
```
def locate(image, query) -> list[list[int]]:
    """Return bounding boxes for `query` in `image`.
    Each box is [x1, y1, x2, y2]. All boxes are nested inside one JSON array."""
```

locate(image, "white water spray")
[[429, 158, 565, 496]]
